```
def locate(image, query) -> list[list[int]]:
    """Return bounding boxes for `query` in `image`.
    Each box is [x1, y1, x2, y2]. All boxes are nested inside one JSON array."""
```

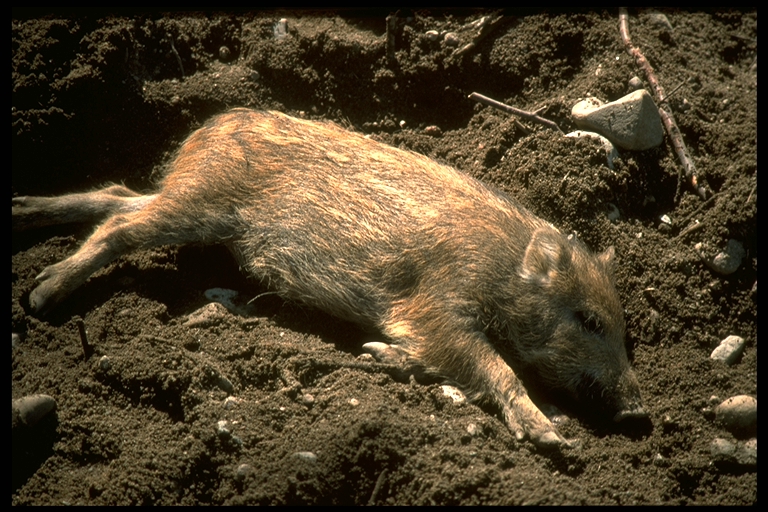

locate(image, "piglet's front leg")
[[381, 313, 571, 448]]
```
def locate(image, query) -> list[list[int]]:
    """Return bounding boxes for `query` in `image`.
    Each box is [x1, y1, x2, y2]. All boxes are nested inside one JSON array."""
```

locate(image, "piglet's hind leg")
[[12, 185, 153, 231], [28, 196, 231, 314]]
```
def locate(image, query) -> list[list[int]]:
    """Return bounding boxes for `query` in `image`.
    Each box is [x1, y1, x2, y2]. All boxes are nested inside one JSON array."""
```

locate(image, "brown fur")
[[12, 109, 645, 447]]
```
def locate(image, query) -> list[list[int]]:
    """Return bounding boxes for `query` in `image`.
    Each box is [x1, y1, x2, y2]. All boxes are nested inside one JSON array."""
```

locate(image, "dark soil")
[[12, 9, 756, 505]]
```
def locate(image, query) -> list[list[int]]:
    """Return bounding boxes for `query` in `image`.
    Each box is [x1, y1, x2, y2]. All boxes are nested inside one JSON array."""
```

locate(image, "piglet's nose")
[[613, 406, 648, 423]]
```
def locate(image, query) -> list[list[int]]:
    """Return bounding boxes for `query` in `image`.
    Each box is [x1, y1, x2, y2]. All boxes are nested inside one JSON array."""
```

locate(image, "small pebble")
[[714, 395, 757, 437], [425, 30, 439, 41], [301, 393, 315, 406], [628, 76, 644, 92], [443, 32, 460, 46], [710, 335, 746, 365], [424, 125, 442, 137], [216, 420, 231, 438], [217, 375, 234, 394], [466, 423, 480, 436], [349, 398, 360, 407], [605, 203, 620, 222], [218, 45, 231, 61], [99, 355, 112, 371], [293, 451, 317, 463], [274, 18, 288, 39], [12, 332, 20, 348], [234, 463, 253, 481], [223, 396, 243, 409]]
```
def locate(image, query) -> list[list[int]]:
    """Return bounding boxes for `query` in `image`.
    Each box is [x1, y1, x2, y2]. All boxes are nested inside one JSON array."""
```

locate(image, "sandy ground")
[[12, 9, 756, 505]]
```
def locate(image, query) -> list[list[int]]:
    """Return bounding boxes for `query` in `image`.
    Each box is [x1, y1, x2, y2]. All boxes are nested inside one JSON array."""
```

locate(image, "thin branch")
[[368, 468, 388, 505], [619, 8, 707, 200], [74, 316, 93, 360], [386, 14, 397, 65], [468, 92, 563, 133]]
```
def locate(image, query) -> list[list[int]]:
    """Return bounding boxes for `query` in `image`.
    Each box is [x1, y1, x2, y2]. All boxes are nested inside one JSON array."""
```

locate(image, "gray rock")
[[12, 394, 57, 428], [571, 90, 664, 150], [710, 335, 746, 365], [647, 12, 673, 31], [706, 239, 746, 275], [234, 463, 253, 481], [711, 437, 757, 468], [98, 355, 111, 371], [605, 203, 621, 222], [628, 76, 644, 92], [710, 437, 736, 459], [217, 375, 234, 394], [738, 438, 757, 467]]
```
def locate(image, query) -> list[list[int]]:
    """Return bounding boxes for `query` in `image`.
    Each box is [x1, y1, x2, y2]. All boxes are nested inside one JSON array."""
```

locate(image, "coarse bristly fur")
[[12, 109, 647, 448]]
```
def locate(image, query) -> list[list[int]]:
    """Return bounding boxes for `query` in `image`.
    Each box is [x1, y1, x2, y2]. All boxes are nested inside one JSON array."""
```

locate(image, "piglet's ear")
[[521, 228, 571, 285], [598, 246, 617, 272]]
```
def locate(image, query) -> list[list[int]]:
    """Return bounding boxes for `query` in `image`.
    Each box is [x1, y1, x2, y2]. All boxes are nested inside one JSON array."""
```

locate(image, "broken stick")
[[469, 92, 563, 133], [619, 8, 707, 200]]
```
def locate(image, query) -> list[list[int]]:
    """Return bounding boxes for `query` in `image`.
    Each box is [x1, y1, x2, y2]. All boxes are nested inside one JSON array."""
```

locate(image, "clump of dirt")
[[12, 9, 756, 505]]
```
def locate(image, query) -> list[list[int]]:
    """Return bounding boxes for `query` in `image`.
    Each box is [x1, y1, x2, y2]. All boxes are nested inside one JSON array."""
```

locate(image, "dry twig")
[[368, 468, 388, 505], [168, 35, 185, 77], [386, 14, 397, 64], [469, 92, 563, 133], [74, 316, 93, 360], [618, 8, 707, 200]]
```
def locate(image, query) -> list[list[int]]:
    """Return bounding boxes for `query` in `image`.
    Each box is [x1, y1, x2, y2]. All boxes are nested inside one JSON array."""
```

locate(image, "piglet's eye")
[[576, 311, 604, 335]]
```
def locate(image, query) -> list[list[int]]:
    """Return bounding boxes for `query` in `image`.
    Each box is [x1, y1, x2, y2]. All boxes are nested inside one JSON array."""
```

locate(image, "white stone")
[[441, 385, 466, 403], [710, 335, 746, 365], [571, 90, 664, 150], [294, 451, 318, 463], [184, 301, 228, 327]]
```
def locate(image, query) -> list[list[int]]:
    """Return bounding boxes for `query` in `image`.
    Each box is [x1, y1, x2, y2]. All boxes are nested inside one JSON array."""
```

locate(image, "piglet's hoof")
[[531, 431, 580, 451], [362, 341, 410, 366], [29, 280, 58, 315]]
